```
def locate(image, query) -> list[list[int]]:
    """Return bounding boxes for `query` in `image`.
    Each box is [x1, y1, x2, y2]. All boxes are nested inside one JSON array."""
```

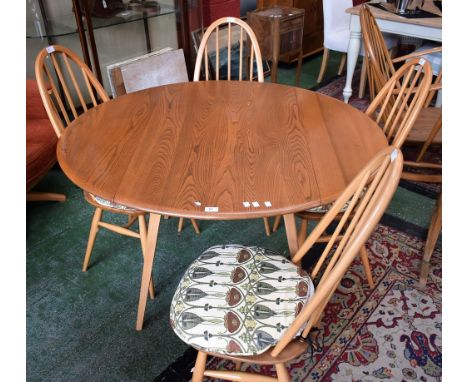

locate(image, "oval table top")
[[57, 81, 388, 220]]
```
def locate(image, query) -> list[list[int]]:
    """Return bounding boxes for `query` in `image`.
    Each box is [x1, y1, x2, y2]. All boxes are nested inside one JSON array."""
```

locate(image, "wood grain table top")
[[57, 81, 387, 220]]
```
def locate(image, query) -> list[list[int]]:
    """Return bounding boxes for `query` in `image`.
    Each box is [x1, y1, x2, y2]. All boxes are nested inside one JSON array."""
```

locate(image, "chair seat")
[[170, 245, 314, 356], [84, 191, 139, 213], [406, 108, 442, 144], [325, 28, 397, 54]]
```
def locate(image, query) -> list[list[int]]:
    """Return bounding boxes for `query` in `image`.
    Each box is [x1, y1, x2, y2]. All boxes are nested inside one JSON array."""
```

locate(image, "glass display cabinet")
[[26, 0, 204, 93]]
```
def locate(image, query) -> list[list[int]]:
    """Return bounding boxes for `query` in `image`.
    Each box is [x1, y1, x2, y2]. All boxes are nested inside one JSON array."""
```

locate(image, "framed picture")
[[191, 24, 271, 81]]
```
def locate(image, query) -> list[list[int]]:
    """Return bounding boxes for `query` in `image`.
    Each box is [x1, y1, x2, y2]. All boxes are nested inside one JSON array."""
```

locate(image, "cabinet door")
[[295, 0, 323, 56]]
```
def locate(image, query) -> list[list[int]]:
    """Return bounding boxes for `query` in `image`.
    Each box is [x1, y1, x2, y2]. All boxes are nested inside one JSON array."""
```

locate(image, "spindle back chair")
[[193, 17, 264, 82], [187, 146, 403, 382], [35, 45, 109, 138], [366, 58, 433, 148], [361, 5, 442, 99], [35, 45, 155, 298], [366, 55, 441, 287]]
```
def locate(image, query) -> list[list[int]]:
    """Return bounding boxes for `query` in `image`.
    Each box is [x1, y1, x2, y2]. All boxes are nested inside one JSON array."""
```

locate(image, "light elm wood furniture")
[[35, 44, 155, 298], [193, 17, 264, 82], [365, 56, 441, 286], [193, 16, 272, 237], [295, 58, 433, 288], [56, 80, 388, 330], [359, 7, 442, 282], [174, 146, 403, 382], [343, 3, 441, 103], [247, 5, 304, 85], [360, 5, 442, 146], [107, 47, 200, 235]]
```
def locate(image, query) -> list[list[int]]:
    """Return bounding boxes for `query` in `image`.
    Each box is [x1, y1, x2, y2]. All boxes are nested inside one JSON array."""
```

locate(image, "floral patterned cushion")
[[89, 193, 136, 212], [170, 245, 314, 356]]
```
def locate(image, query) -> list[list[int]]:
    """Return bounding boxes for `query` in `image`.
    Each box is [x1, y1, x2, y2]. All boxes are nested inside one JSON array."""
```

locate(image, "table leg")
[[136, 213, 162, 331], [283, 213, 298, 256], [343, 17, 362, 104]]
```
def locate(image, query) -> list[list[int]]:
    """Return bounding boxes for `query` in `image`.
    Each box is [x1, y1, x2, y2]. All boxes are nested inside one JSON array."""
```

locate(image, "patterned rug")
[[203, 224, 442, 381], [314, 73, 441, 198]]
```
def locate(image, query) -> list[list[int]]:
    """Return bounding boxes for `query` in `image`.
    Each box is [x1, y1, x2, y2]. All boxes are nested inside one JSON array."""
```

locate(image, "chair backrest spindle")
[[193, 17, 264, 82], [35, 45, 109, 138], [366, 58, 432, 148], [271, 147, 403, 357]]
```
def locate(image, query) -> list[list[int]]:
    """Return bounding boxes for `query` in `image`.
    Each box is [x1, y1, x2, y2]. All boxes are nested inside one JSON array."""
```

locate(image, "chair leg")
[[190, 219, 201, 234], [192, 351, 207, 382], [358, 59, 367, 98], [275, 363, 291, 382], [82, 207, 102, 272], [272, 215, 282, 232], [177, 218, 184, 234], [420, 195, 442, 287], [359, 245, 375, 288], [337, 53, 346, 76], [358, 58, 367, 98], [138, 215, 155, 300], [124, 214, 138, 228], [298, 218, 308, 247], [317, 48, 330, 84], [234, 361, 242, 371], [263, 217, 271, 236]]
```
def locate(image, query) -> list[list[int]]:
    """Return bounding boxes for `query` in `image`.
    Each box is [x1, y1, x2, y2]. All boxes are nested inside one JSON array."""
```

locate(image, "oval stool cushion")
[[170, 245, 314, 356]]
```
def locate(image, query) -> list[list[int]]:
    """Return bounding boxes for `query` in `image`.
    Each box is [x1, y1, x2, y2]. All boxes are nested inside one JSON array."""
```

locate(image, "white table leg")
[[343, 16, 362, 104]]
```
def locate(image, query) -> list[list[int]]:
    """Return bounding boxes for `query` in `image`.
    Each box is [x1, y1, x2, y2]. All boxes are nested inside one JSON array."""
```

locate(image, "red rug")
[[205, 224, 442, 381]]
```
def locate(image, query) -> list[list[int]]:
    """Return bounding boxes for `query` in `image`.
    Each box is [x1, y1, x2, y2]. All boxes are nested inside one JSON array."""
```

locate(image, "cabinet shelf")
[[27, 4, 175, 39]]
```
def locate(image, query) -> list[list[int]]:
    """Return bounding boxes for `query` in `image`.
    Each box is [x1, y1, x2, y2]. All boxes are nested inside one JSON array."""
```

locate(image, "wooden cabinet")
[[247, 6, 304, 83], [257, 0, 323, 62]]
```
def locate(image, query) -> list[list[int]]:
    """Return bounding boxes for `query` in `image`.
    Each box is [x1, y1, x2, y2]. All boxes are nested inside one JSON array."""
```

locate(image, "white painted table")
[[343, 4, 442, 103]]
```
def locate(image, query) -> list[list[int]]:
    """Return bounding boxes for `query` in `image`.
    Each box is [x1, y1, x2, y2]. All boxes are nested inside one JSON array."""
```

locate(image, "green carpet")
[[26, 53, 436, 382]]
